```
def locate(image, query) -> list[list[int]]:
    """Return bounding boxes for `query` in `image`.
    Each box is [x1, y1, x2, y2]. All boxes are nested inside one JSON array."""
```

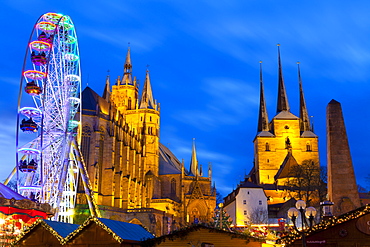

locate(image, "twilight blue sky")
[[1, 1, 370, 196]]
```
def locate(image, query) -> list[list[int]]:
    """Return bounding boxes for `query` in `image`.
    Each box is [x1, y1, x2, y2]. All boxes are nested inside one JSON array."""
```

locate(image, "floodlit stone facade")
[[249, 50, 320, 206], [75, 48, 216, 236]]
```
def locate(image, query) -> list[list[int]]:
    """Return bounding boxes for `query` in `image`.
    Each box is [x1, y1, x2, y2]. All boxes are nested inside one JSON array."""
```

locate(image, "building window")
[[306, 142, 312, 151], [247, 191, 249, 195], [243, 200, 246, 205], [81, 125, 91, 165], [128, 97, 132, 110], [259, 200, 262, 205], [98, 131, 105, 192], [171, 178, 176, 196], [244, 210, 247, 215], [265, 142, 270, 151]]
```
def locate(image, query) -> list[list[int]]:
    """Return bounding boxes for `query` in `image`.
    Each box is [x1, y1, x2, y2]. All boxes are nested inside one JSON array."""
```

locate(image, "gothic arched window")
[[98, 129, 105, 192], [81, 125, 91, 165], [171, 178, 176, 196], [128, 97, 132, 110]]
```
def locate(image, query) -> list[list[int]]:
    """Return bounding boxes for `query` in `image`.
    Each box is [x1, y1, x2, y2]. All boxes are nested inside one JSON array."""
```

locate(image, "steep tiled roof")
[[274, 152, 298, 180], [159, 143, 183, 175]]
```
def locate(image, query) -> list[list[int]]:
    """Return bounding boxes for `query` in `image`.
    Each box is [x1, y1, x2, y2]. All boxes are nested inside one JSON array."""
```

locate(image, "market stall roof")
[[0, 182, 27, 200]]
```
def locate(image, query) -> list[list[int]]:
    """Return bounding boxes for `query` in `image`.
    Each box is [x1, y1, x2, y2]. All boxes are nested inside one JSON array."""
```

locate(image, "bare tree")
[[247, 207, 268, 225], [216, 190, 223, 206], [283, 160, 321, 206]]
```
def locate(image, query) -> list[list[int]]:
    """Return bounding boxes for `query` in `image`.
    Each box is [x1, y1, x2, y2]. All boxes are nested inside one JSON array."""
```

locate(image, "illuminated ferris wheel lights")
[[69, 97, 81, 104], [58, 21, 73, 31], [43, 13, 63, 23], [36, 21, 56, 33], [65, 36, 76, 44], [29, 41, 51, 52], [23, 70, 46, 80], [17, 148, 41, 155], [68, 120, 79, 132], [18, 186, 42, 190], [64, 53, 79, 62], [19, 107, 42, 118], [65, 74, 80, 83]]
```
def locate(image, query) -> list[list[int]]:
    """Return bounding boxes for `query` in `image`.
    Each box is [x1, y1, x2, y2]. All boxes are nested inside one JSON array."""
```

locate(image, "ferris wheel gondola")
[[12, 12, 100, 223]]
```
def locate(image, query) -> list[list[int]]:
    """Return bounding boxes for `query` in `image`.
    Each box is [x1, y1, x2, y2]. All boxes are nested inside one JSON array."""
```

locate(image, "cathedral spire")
[[121, 47, 133, 85], [139, 69, 156, 109], [276, 44, 290, 113], [189, 138, 199, 176], [102, 74, 111, 102], [298, 62, 311, 132], [257, 61, 269, 132]]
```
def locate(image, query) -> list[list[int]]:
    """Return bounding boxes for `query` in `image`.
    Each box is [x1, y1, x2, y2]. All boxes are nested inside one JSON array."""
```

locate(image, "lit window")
[[306, 142, 312, 151]]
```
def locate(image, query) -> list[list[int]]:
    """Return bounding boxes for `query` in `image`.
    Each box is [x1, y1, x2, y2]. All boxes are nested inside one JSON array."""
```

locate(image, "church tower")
[[110, 49, 160, 177], [111, 47, 139, 113], [252, 46, 319, 204], [78, 48, 215, 235]]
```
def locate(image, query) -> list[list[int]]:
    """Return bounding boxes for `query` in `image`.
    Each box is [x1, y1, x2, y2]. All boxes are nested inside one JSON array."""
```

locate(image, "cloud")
[[0, 76, 20, 86], [173, 77, 259, 130], [79, 28, 164, 52]]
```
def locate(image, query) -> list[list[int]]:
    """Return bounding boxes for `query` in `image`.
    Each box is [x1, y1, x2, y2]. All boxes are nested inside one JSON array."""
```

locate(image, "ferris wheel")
[[11, 13, 99, 223]]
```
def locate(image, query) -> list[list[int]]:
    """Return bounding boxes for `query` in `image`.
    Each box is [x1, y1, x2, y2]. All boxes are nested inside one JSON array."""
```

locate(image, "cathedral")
[[248, 46, 320, 207], [75, 48, 216, 236]]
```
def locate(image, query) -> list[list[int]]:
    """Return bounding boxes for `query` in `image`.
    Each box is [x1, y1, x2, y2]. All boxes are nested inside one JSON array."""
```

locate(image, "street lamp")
[[288, 200, 317, 247]]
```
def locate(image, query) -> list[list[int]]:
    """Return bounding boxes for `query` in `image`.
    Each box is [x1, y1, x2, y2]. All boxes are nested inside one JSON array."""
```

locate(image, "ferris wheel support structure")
[[11, 12, 100, 222]]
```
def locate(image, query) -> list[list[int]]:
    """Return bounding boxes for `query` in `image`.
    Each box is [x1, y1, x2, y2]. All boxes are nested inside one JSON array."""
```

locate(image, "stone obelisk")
[[327, 99, 361, 216]]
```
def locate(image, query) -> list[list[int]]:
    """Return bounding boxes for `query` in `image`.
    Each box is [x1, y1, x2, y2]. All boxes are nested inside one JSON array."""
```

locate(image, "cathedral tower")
[[252, 46, 319, 204], [111, 47, 139, 113], [78, 48, 215, 235]]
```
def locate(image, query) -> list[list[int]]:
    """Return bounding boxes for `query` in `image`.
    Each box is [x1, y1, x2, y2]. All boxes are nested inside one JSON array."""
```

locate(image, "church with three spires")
[[75, 48, 216, 236], [248, 46, 320, 212]]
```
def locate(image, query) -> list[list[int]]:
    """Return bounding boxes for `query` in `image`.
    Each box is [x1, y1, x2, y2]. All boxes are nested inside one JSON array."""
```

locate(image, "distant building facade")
[[75, 48, 216, 236], [223, 179, 268, 226]]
